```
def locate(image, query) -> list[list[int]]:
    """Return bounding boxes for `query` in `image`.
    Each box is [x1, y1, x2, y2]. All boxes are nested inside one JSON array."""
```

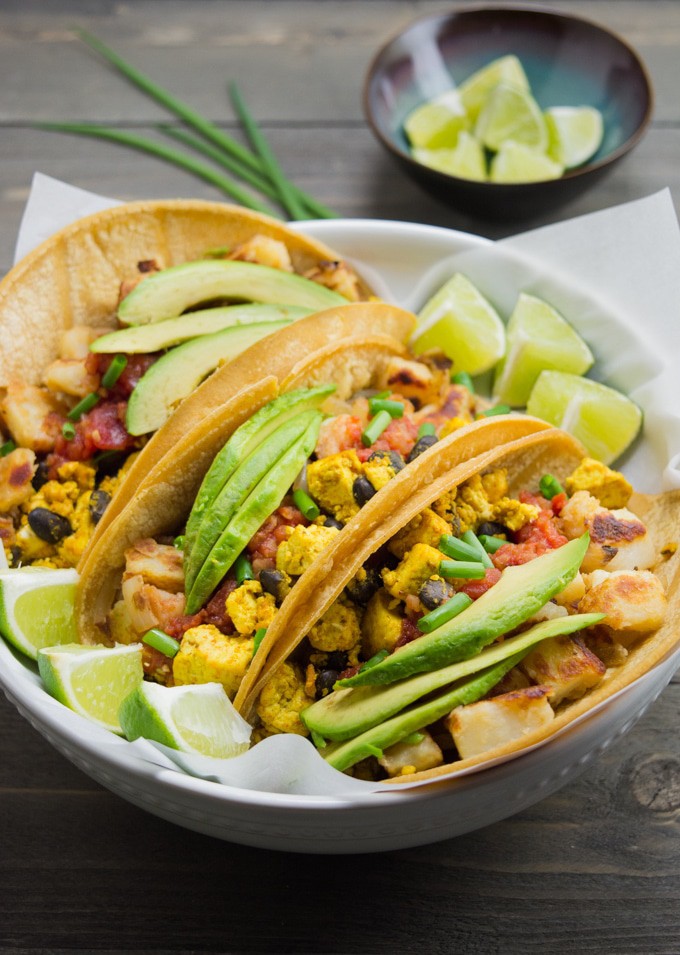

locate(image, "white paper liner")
[[9, 173, 680, 796]]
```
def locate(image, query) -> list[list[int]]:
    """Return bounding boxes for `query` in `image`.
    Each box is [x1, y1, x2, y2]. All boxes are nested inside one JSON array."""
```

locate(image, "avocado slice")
[[92, 304, 311, 354], [184, 409, 322, 595], [125, 319, 291, 436], [338, 534, 590, 689], [303, 612, 603, 742], [185, 412, 323, 613], [117, 260, 347, 326], [184, 384, 335, 563], [322, 655, 522, 773]]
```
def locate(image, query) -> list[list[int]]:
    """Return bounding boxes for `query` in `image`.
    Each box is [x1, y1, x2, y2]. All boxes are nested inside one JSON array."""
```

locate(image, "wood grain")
[[0, 2, 679, 952]]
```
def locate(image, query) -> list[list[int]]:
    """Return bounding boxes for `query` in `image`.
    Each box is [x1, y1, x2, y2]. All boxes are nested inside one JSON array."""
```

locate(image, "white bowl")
[[0, 218, 677, 854]]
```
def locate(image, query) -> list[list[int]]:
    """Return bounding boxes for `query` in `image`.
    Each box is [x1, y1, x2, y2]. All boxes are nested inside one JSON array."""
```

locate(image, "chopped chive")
[[373, 390, 391, 399], [62, 422, 76, 440], [539, 473, 566, 500], [253, 627, 267, 656], [360, 649, 390, 671], [173, 535, 185, 550], [451, 371, 474, 392], [235, 553, 254, 584], [36, 123, 279, 217], [461, 530, 494, 569], [293, 488, 320, 521], [479, 534, 506, 553], [439, 559, 487, 580], [368, 398, 404, 418], [0, 440, 16, 457], [101, 354, 128, 389], [67, 391, 100, 421], [418, 422, 437, 438], [229, 81, 307, 221], [361, 409, 393, 447], [143, 628, 181, 658], [478, 403, 512, 418], [439, 534, 480, 562], [418, 592, 473, 633], [400, 731, 425, 746]]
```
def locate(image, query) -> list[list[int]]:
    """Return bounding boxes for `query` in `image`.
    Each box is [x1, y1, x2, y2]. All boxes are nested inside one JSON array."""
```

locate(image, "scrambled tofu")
[[275, 522, 339, 576], [448, 470, 539, 534], [362, 451, 402, 492], [361, 588, 404, 657], [307, 595, 361, 653], [382, 543, 443, 601], [173, 624, 254, 700], [387, 507, 451, 559], [565, 458, 633, 509], [256, 661, 310, 735], [307, 450, 363, 524], [226, 580, 277, 635]]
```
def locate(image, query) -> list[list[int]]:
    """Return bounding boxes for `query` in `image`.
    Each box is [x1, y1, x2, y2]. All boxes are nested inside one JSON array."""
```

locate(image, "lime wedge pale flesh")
[[119, 681, 252, 758], [459, 55, 530, 121], [404, 90, 469, 149], [0, 568, 78, 660], [546, 106, 604, 168], [412, 273, 505, 376], [38, 642, 144, 733], [413, 131, 487, 181], [493, 293, 594, 406], [475, 83, 548, 153], [526, 371, 642, 464], [490, 141, 564, 183]]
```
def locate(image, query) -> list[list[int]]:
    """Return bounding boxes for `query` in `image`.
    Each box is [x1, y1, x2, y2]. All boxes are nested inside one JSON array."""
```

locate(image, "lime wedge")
[[37, 643, 144, 733], [476, 83, 548, 153], [119, 681, 252, 758], [490, 140, 564, 183], [413, 131, 487, 181], [526, 371, 642, 464], [404, 90, 469, 149], [412, 273, 505, 376], [546, 106, 604, 168], [0, 568, 78, 660], [493, 293, 594, 406], [459, 55, 530, 121]]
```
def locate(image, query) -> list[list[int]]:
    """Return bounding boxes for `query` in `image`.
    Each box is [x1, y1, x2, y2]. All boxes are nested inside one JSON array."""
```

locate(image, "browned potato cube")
[[520, 635, 605, 705], [446, 686, 554, 760]]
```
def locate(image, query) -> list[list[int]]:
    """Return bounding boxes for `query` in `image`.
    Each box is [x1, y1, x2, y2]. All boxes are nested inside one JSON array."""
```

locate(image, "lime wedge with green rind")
[[119, 681, 251, 758], [526, 371, 642, 464], [0, 568, 78, 660], [412, 273, 505, 376], [545, 106, 604, 168], [493, 293, 594, 406], [476, 83, 548, 153], [404, 90, 470, 149], [38, 642, 144, 733], [413, 131, 487, 181]]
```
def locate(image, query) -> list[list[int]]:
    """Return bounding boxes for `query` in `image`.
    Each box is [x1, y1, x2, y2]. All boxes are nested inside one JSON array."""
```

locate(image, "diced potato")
[[60, 326, 110, 360], [379, 730, 444, 777], [0, 448, 36, 512], [559, 490, 655, 572], [446, 686, 554, 760], [121, 574, 185, 633], [2, 382, 64, 452], [519, 635, 606, 706], [579, 569, 667, 644], [123, 538, 185, 593], [44, 358, 99, 398], [553, 572, 586, 608]]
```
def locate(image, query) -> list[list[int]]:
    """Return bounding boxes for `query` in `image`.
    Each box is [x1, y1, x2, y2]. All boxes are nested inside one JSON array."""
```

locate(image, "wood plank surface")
[[0, 2, 679, 953]]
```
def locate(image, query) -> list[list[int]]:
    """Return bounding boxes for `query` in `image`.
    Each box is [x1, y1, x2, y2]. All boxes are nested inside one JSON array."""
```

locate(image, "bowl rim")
[[362, 2, 655, 189]]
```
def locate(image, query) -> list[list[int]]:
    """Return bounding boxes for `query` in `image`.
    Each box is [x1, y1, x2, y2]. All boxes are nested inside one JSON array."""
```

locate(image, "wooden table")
[[1, 2, 679, 952]]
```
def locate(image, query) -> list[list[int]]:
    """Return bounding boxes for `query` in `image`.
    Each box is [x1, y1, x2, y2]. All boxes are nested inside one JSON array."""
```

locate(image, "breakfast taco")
[[236, 427, 679, 784], [0, 198, 370, 572], [76, 314, 552, 691]]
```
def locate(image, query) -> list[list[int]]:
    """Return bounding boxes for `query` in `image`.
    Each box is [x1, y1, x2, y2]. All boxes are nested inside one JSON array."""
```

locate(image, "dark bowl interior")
[[364, 5, 653, 220]]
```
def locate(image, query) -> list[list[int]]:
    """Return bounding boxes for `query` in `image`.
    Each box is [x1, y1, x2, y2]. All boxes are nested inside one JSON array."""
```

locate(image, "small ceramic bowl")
[[363, 5, 653, 220]]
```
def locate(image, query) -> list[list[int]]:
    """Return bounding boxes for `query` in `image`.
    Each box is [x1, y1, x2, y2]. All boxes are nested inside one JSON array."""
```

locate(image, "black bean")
[[88, 489, 111, 525], [353, 475, 377, 507], [31, 461, 50, 491], [325, 651, 349, 671], [477, 520, 510, 539], [322, 515, 344, 530], [347, 566, 382, 605], [315, 669, 339, 698], [367, 449, 405, 472], [259, 568, 288, 603], [419, 578, 454, 611], [28, 507, 72, 544], [407, 434, 438, 463]]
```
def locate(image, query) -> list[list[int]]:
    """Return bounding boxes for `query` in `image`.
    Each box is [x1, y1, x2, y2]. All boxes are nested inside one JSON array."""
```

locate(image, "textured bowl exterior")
[[364, 5, 653, 219]]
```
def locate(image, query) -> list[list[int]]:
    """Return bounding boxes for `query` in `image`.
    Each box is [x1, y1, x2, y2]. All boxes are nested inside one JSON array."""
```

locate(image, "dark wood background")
[[1, 2, 679, 952]]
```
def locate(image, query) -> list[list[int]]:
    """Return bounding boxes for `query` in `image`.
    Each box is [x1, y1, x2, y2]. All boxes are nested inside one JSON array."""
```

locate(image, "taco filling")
[[98, 352, 482, 687], [0, 234, 364, 570], [246, 454, 671, 778]]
